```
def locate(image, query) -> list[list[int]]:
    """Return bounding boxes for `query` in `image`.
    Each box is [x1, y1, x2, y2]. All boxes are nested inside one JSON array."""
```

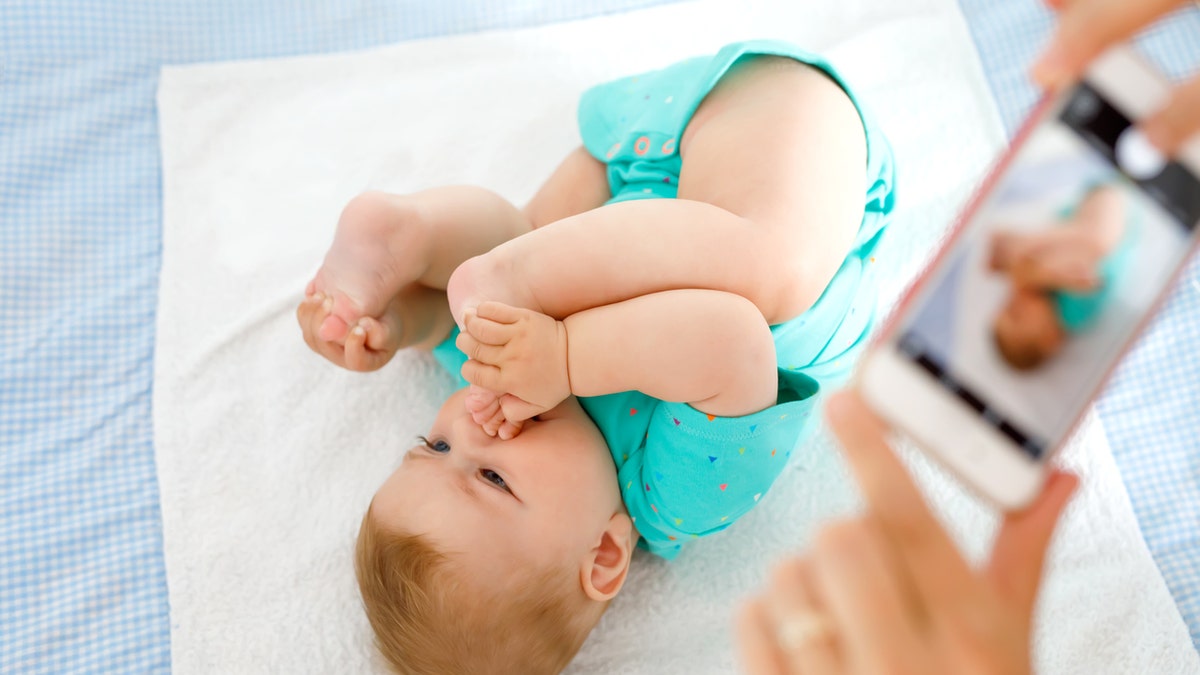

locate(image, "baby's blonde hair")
[[354, 506, 607, 674]]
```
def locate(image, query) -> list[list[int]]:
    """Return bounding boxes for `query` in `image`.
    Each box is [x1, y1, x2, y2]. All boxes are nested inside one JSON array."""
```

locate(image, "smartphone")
[[858, 46, 1200, 509]]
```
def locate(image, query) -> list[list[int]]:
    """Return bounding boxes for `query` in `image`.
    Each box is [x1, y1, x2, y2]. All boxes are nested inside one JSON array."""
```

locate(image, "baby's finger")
[[343, 323, 371, 372], [358, 316, 391, 353], [462, 359, 505, 392], [455, 331, 506, 365], [464, 312, 514, 346], [1143, 75, 1200, 154], [475, 301, 527, 325]]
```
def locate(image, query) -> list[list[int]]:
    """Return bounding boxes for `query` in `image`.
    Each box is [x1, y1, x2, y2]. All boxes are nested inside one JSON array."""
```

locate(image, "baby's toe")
[[318, 292, 367, 344], [318, 312, 350, 343]]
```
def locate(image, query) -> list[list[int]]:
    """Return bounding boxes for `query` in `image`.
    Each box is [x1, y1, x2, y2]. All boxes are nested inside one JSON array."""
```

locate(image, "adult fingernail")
[[322, 296, 333, 312], [351, 325, 365, 337]]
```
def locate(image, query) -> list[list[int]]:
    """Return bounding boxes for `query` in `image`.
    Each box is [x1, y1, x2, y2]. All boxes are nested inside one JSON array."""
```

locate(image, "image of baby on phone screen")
[[989, 182, 1135, 371], [295, 40, 896, 674]]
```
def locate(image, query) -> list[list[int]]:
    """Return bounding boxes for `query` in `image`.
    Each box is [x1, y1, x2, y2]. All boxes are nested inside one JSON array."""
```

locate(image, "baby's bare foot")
[[296, 291, 404, 371], [445, 249, 540, 330], [306, 191, 428, 344], [465, 385, 524, 439]]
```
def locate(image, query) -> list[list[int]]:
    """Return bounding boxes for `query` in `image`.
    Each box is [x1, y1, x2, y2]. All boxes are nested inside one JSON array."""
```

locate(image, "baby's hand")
[[296, 292, 400, 372], [456, 301, 571, 425]]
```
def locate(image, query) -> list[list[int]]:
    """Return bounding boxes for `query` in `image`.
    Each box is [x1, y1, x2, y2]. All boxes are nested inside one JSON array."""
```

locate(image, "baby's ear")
[[580, 514, 635, 601]]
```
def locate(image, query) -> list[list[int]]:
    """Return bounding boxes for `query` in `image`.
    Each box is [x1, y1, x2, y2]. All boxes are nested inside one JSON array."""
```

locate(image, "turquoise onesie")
[[1052, 185, 1138, 333], [435, 40, 896, 559]]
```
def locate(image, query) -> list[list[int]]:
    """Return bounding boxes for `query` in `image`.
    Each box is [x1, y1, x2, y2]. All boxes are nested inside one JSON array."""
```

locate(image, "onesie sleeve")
[[619, 368, 820, 558]]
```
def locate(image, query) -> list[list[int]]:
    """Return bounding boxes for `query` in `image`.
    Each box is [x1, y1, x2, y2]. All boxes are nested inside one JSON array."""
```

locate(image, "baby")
[[297, 40, 895, 674], [990, 183, 1132, 370]]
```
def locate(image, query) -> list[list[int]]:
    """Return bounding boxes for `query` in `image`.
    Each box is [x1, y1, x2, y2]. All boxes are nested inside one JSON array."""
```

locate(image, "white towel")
[[153, 1, 1200, 673]]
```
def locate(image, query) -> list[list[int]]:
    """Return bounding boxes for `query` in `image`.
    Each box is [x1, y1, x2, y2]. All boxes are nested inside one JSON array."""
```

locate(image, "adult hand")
[[737, 390, 1079, 675], [1033, 0, 1200, 153]]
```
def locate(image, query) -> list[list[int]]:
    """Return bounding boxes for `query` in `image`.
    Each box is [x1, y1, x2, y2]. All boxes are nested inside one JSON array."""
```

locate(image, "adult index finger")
[[825, 390, 979, 615]]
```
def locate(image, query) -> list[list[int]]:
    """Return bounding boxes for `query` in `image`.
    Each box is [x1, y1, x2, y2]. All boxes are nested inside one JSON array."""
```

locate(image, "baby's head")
[[355, 388, 635, 674], [992, 287, 1067, 371]]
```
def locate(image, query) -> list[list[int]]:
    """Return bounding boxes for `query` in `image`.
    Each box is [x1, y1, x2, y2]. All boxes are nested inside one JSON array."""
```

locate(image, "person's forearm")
[[564, 289, 778, 417]]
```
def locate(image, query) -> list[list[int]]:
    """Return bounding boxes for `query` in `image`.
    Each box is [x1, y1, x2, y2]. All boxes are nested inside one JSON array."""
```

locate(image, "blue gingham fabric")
[[959, 0, 1200, 646], [0, 3, 676, 673]]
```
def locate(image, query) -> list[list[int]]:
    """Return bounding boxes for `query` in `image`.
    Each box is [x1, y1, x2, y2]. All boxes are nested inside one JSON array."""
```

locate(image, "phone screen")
[[895, 83, 1200, 459]]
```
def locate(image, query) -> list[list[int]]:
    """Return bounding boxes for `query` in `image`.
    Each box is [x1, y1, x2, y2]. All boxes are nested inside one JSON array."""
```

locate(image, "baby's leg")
[[448, 57, 868, 327], [299, 149, 609, 369], [306, 186, 533, 345]]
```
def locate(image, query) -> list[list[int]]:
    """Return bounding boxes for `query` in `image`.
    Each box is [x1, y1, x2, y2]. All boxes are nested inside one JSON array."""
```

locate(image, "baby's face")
[[371, 389, 623, 582], [994, 289, 1066, 370]]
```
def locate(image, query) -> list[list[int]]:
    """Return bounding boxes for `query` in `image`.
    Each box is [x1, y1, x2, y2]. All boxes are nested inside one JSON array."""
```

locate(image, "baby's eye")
[[420, 436, 451, 454], [481, 469, 509, 492]]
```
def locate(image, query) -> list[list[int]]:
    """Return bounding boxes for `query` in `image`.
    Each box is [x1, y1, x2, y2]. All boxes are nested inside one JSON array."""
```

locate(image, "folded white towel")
[[154, 0, 1199, 673]]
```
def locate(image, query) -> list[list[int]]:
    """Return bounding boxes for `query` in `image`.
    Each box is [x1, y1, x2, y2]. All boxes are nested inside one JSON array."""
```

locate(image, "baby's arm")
[[458, 290, 778, 425]]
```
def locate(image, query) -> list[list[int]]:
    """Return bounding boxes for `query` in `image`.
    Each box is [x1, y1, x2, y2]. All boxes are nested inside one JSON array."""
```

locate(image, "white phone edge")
[[857, 45, 1200, 510]]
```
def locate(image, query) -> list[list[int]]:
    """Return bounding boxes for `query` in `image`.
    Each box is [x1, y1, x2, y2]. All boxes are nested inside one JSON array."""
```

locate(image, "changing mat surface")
[[154, 0, 1200, 672]]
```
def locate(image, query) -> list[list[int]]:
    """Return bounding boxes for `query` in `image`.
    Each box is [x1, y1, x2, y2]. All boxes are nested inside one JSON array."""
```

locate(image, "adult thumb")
[[986, 470, 1079, 616]]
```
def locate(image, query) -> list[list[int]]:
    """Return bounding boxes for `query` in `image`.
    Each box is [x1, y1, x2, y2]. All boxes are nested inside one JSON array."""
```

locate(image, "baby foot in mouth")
[[465, 384, 525, 440]]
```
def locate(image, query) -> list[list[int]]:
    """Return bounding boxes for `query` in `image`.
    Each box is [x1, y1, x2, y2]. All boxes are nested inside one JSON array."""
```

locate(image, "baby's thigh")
[[522, 146, 611, 229], [678, 58, 867, 317]]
